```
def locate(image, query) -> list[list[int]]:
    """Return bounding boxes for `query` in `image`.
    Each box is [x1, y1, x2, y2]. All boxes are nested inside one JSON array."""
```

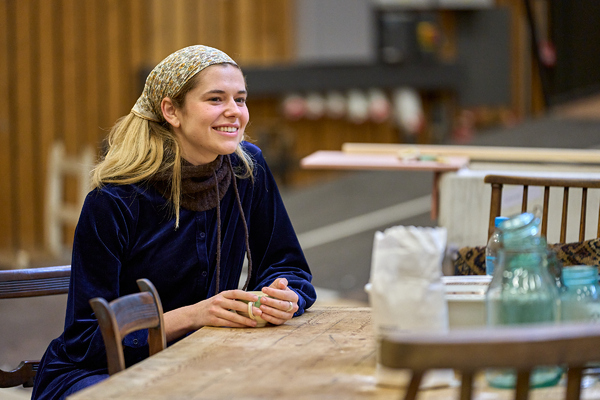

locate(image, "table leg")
[[431, 171, 440, 220]]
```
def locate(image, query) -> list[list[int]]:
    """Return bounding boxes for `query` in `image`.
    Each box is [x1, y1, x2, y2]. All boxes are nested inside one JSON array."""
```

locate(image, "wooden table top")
[[300, 150, 469, 172], [69, 306, 600, 400]]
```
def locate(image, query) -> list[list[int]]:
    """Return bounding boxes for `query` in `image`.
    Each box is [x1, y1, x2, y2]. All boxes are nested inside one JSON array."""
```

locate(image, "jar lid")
[[562, 265, 599, 284], [499, 212, 541, 246], [494, 216, 509, 228]]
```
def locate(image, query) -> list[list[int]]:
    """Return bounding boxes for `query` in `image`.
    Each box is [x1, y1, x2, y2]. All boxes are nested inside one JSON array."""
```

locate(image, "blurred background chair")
[[485, 174, 600, 241], [452, 175, 600, 275], [379, 323, 600, 400], [89, 278, 166, 375], [45, 142, 95, 261], [0, 265, 71, 388]]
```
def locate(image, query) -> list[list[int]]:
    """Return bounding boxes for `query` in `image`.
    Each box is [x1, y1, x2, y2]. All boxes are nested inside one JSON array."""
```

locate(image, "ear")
[[161, 97, 180, 128]]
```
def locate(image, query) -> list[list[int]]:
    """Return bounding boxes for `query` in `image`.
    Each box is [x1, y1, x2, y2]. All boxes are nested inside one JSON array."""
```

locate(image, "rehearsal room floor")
[[2, 95, 600, 399]]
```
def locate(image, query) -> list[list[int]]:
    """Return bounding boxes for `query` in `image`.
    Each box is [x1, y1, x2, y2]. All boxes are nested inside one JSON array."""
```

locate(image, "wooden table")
[[69, 307, 600, 400], [300, 151, 469, 220]]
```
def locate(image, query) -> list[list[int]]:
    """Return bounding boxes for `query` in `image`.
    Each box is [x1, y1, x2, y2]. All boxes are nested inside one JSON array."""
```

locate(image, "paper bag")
[[368, 225, 455, 388]]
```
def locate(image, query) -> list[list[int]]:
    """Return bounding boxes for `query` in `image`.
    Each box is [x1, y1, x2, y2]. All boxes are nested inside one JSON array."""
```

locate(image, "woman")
[[32, 45, 316, 400]]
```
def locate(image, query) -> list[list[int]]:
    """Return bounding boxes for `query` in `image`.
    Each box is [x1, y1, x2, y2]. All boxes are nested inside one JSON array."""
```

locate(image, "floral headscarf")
[[131, 45, 237, 123]]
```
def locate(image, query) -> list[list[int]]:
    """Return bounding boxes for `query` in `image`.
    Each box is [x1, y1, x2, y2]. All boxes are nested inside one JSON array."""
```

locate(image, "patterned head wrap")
[[132, 45, 237, 123]]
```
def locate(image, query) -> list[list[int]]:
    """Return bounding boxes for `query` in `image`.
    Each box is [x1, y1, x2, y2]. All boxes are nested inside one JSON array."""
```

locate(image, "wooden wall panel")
[[84, 0, 100, 146], [14, 0, 36, 250], [0, 0, 301, 266], [0, 0, 12, 250]]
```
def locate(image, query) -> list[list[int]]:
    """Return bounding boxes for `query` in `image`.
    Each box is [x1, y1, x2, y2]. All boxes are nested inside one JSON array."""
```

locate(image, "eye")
[[235, 97, 247, 104], [208, 97, 222, 102]]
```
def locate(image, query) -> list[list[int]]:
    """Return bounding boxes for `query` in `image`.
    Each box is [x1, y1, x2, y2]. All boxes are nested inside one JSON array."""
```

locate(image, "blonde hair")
[[93, 67, 254, 228]]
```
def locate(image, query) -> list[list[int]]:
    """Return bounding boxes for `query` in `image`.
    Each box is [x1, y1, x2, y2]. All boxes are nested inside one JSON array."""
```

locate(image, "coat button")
[[133, 338, 139, 345], [199, 232, 206, 239]]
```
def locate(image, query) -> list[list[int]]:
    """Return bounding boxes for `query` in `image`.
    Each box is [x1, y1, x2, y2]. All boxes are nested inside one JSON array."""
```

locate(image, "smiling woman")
[[161, 64, 250, 166], [31, 45, 316, 400]]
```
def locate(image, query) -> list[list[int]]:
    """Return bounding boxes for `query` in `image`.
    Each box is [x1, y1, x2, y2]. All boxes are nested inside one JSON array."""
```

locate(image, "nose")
[[224, 98, 241, 118]]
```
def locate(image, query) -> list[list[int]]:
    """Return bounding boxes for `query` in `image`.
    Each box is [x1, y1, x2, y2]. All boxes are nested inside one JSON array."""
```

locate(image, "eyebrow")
[[205, 89, 247, 95]]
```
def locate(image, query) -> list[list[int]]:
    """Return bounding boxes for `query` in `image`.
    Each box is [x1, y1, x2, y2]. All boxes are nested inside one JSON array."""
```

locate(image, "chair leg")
[[403, 371, 423, 400], [566, 367, 583, 400], [460, 371, 474, 400], [514, 370, 531, 400]]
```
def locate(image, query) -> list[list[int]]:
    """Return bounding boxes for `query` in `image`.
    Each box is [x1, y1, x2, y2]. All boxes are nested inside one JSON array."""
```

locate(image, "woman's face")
[[171, 64, 249, 165]]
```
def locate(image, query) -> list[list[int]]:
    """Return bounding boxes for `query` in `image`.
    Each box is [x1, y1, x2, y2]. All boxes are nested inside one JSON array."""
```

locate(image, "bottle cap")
[[494, 216, 509, 228]]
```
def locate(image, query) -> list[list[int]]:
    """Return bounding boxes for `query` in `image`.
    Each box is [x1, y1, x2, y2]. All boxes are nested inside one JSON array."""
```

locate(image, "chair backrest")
[[0, 265, 71, 388], [379, 322, 600, 400], [89, 278, 166, 375], [484, 175, 600, 241], [45, 141, 95, 259]]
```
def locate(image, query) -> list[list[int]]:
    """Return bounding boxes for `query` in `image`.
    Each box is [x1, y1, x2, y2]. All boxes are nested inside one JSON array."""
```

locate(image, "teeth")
[[214, 127, 237, 133]]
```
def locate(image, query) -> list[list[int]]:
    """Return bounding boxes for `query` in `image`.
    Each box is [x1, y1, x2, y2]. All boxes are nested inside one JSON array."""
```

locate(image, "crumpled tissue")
[[368, 225, 455, 388]]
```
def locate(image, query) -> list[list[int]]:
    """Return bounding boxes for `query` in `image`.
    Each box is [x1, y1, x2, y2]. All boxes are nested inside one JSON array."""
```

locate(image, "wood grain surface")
[[68, 307, 600, 400]]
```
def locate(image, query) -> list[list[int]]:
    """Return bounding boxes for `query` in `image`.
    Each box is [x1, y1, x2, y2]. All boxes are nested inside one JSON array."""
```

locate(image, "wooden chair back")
[[380, 322, 600, 400], [484, 175, 600, 241], [45, 141, 94, 259], [0, 265, 71, 388], [89, 278, 166, 375]]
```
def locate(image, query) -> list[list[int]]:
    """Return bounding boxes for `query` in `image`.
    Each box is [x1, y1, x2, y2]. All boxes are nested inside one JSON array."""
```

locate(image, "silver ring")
[[285, 301, 294, 313]]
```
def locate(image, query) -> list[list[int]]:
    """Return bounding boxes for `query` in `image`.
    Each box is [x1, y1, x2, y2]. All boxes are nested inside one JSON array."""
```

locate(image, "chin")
[[220, 144, 240, 156]]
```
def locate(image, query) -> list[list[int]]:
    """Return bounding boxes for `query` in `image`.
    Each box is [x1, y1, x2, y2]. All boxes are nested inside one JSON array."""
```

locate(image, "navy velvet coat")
[[32, 143, 316, 399]]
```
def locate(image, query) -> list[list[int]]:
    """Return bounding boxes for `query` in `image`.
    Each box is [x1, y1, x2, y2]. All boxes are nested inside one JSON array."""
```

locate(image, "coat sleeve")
[[62, 187, 147, 367], [244, 145, 317, 315]]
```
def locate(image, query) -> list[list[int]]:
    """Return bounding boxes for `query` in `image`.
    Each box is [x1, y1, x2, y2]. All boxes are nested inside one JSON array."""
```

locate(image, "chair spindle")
[[580, 188, 588, 241], [542, 186, 551, 237], [561, 187, 569, 243]]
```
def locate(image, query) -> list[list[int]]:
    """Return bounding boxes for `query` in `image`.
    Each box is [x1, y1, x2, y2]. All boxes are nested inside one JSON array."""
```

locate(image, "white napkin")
[[368, 225, 455, 388]]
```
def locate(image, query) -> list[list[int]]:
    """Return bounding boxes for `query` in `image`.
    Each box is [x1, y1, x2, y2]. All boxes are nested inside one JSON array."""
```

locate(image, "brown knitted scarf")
[[150, 155, 252, 294]]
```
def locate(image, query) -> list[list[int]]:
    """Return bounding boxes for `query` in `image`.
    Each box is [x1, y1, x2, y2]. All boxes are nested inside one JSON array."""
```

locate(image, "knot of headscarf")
[[131, 45, 237, 123]]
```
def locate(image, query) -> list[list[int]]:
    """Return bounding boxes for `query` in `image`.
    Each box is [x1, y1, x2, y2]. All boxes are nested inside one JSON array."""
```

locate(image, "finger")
[[277, 278, 288, 289], [213, 308, 259, 328], [259, 296, 295, 313], [260, 287, 298, 304], [221, 289, 259, 302], [212, 297, 250, 314], [267, 277, 288, 291], [260, 313, 286, 326]]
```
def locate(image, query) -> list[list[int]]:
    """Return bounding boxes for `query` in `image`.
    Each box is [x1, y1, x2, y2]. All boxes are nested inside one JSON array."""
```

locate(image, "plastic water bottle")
[[485, 216, 508, 275]]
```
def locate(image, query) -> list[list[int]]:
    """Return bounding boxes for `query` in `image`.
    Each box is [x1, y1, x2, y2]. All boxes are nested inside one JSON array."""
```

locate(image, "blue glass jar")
[[561, 265, 600, 322], [485, 212, 562, 389]]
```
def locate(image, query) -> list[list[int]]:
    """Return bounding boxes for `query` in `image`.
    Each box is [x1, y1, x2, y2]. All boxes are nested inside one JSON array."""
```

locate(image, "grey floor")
[[2, 105, 600, 399]]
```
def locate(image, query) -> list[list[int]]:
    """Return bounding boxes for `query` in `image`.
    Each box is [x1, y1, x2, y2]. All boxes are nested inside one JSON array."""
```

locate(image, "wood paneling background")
[[0, 0, 536, 267], [0, 0, 302, 266]]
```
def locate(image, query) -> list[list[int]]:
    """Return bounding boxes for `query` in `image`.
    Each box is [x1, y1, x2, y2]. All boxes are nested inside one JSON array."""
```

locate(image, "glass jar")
[[485, 212, 562, 389], [561, 265, 600, 322]]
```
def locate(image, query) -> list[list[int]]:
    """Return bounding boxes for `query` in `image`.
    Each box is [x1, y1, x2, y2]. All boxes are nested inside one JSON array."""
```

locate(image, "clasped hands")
[[201, 277, 299, 328]]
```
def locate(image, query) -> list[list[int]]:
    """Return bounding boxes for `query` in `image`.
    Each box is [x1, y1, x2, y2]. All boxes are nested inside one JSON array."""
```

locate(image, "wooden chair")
[[380, 322, 600, 400], [0, 265, 71, 388], [484, 175, 600, 241], [45, 141, 95, 260], [89, 278, 166, 375]]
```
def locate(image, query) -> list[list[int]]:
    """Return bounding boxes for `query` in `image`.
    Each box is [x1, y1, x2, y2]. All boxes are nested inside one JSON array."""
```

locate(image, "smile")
[[214, 126, 238, 133]]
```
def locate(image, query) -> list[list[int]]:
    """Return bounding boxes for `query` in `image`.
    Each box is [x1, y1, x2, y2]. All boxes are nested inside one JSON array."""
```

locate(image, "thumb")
[[274, 277, 288, 289]]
